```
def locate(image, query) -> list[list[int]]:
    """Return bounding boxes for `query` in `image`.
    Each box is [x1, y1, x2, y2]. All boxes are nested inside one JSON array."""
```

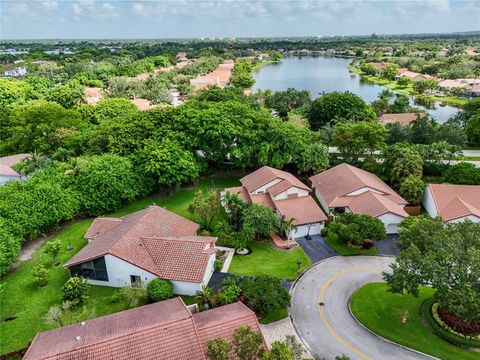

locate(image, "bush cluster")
[[146, 278, 174, 303]]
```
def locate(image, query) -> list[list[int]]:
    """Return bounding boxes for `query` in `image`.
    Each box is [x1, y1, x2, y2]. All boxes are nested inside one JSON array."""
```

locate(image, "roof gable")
[[310, 163, 406, 206], [428, 184, 480, 221], [240, 166, 309, 193]]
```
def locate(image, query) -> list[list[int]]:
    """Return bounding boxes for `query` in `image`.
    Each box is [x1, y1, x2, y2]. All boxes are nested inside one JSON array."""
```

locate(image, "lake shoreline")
[[252, 56, 460, 123], [347, 65, 467, 108]]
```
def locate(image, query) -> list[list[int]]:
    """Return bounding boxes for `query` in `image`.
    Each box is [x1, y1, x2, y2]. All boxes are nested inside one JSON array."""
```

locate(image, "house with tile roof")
[[0, 153, 30, 185], [64, 205, 217, 295], [223, 166, 327, 239], [310, 163, 408, 234], [379, 112, 425, 127], [423, 184, 480, 224], [24, 297, 265, 360]]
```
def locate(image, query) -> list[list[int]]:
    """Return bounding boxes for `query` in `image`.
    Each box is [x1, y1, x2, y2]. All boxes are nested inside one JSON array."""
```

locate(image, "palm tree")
[[195, 286, 215, 309], [223, 192, 245, 231], [17, 151, 51, 176], [280, 217, 297, 248], [64, 157, 88, 177]]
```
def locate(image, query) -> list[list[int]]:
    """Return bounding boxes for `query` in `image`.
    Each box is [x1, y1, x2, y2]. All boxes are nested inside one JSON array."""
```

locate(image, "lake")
[[252, 56, 459, 123]]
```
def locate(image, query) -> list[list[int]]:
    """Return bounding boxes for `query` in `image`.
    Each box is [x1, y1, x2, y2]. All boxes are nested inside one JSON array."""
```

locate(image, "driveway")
[[374, 234, 399, 256], [290, 256, 433, 360], [296, 235, 337, 263]]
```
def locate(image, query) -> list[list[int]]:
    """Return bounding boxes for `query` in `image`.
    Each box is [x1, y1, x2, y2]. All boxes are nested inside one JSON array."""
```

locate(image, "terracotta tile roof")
[[379, 113, 425, 127], [273, 196, 327, 225], [23, 298, 204, 360], [194, 302, 266, 355], [24, 299, 265, 360], [142, 236, 216, 282], [250, 193, 275, 209], [0, 153, 30, 167], [136, 73, 150, 80], [240, 166, 310, 193], [310, 163, 407, 206], [0, 164, 20, 177], [64, 206, 215, 283], [131, 98, 154, 111], [84, 217, 123, 239], [223, 186, 251, 203], [427, 184, 480, 222], [338, 191, 408, 218]]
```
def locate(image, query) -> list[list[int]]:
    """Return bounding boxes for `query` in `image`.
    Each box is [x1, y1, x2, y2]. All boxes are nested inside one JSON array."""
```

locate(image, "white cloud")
[[132, 2, 144, 14], [10, 2, 29, 17], [41, 1, 58, 11]]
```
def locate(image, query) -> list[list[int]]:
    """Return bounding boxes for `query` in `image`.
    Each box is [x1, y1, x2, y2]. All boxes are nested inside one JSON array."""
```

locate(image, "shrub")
[[44, 240, 61, 262], [240, 276, 290, 317], [437, 304, 480, 336], [32, 265, 50, 286], [118, 286, 147, 309], [206, 338, 232, 360], [363, 239, 375, 249], [62, 276, 90, 305], [444, 162, 480, 185], [146, 278, 174, 303], [399, 175, 424, 206], [214, 259, 223, 272]]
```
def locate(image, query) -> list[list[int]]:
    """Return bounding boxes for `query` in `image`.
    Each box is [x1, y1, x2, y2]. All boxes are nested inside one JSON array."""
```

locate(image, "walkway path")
[[290, 256, 434, 360]]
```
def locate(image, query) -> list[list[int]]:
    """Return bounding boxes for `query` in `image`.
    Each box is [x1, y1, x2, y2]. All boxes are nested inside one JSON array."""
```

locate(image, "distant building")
[[3, 65, 27, 77], [131, 98, 156, 111], [84, 87, 104, 106], [379, 113, 426, 127], [176, 52, 188, 61]]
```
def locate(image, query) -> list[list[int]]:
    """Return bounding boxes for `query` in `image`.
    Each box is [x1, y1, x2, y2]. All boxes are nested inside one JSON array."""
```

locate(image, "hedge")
[[421, 298, 480, 348]]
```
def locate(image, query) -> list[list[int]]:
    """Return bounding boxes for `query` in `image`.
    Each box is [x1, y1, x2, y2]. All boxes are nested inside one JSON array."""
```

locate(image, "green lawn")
[[324, 233, 377, 256], [259, 306, 288, 325], [229, 241, 311, 280], [350, 283, 479, 360], [0, 175, 241, 355]]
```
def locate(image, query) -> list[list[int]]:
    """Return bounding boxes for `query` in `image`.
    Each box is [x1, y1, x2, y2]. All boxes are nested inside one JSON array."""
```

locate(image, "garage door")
[[386, 223, 399, 234], [295, 223, 322, 238]]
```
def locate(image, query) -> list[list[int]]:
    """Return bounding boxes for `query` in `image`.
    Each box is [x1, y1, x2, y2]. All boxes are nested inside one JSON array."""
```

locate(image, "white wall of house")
[[83, 253, 216, 296], [0, 175, 21, 185], [272, 187, 309, 201], [377, 213, 406, 234], [294, 222, 323, 238], [447, 215, 480, 224], [252, 179, 281, 194], [314, 188, 331, 215], [422, 186, 438, 218]]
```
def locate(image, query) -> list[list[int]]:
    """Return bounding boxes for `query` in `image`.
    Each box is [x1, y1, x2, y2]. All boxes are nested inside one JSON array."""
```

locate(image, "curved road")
[[290, 256, 434, 360]]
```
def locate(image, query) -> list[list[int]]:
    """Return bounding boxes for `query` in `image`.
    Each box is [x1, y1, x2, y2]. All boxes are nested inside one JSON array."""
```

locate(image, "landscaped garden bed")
[[350, 283, 479, 360]]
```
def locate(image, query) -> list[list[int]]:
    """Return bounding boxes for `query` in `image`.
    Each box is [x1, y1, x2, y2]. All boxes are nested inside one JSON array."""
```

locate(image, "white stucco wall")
[[377, 213, 406, 234], [272, 187, 309, 200], [252, 179, 281, 194], [83, 253, 216, 296], [422, 186, 438, 218], [314, 188, 331, 215], [447, 215, 480, 224], [0, 175, 21, 185]]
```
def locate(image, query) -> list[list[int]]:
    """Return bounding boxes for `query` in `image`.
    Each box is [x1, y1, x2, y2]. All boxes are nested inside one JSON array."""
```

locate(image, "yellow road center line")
[[317, 267, 379, 360]]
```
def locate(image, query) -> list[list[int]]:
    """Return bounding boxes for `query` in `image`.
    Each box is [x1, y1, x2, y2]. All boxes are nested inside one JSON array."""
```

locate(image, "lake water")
[[252, 56, 460, 123]]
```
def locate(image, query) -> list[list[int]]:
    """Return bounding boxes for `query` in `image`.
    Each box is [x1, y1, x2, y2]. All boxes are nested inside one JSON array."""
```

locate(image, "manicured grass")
[[229, 241, 311, 280], [324, 233, 377, 256], [0, 175, 241, 355], [350, 283, 479, 360], [259, 307, 288, 324]]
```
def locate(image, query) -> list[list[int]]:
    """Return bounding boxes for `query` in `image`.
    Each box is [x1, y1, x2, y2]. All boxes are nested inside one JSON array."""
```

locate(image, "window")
[[70, 256, 109, 281], [130, 275, 142, 288]]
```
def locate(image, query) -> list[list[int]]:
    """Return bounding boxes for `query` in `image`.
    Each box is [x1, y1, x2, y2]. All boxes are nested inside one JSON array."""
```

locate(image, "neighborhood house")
[[310, 163, 408, 234], [379, 112, 425, 127], [24, 297, 265, 360], [64, 205, 217, 295], [423, 184, 480, 224], [0, 153, 30, 185], [223, 166, 327, 239]]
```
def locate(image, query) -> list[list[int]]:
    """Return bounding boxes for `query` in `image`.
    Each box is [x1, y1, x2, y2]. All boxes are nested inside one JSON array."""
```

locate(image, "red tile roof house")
[[222, 166, 327, 239], [379, 112, 426, 127], [423, 184, 480, 224], [0, 153, 30, 185], [310, 163, 408, 234], [63, 206, 217, 295], [24, 297, 266, 360]]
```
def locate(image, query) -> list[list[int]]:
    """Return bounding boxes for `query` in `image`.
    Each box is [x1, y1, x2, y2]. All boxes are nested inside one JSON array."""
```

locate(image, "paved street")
[[290, 256, 434, 360], [296, 235, 337, 263]]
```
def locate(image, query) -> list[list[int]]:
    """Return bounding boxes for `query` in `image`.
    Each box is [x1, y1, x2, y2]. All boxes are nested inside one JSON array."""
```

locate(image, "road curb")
[[347, 296, 440, 360]]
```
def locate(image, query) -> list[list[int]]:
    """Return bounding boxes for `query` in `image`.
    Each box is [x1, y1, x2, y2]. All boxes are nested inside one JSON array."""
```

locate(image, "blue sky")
[[1, 0, 479, 40]]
